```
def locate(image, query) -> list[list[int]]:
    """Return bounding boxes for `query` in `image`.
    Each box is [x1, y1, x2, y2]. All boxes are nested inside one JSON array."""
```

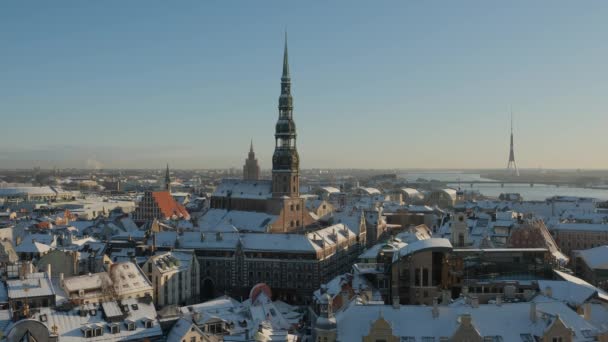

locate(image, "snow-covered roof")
[[550, 223, 608, 232], [336, 299, 600, 341], [400, 188, 422, 197], [318, 186, 341, 194], [7, 272, 55, 299], [212, 179, 272, 200], [198, 208, 277, 233], [167, 317, 204, 342], [393, 238, 452, 262], [26, 298, 161, 341], [576, 246, 608, 270], [357, 187, 381, 196], [0, 187, 58, 197], [109, 262, 152, 297], [15, 238, 52, 254], [62, 273, 112, 293]]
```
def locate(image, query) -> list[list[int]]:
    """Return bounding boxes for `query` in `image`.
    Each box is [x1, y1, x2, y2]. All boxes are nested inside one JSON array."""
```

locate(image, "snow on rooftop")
[[198, 208, 277, 233], [576, 246, 608, 270], [212, 179, 272, 200]]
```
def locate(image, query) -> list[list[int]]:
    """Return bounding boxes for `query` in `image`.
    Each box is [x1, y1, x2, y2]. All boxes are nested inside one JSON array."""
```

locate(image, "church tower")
[[272, 33, 300, 198], [164, 163, 171, 192], [243, 140, 260, 180]]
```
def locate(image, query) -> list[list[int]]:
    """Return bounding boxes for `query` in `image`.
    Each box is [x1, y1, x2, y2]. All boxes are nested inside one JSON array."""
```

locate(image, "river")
[[399, 172, 608, 201]]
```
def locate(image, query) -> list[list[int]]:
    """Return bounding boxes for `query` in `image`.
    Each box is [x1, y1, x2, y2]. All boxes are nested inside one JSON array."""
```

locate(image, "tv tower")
[[507, 110, 519, 176]]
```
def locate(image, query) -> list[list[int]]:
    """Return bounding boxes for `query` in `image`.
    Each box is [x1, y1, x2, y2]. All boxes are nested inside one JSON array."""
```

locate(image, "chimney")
[[460, 314, 472, 327], [471, 296, 479, 308], [544, 286, 553, 298], [60, 273, 64, 284], [192, 311, 201, 323], [462, 286, 469, 296], [46, 263, 52, 279], [583, 302, 592, 321], [496, 295, 502, 306], [442, 290, 451, 306], [432, 298, 439, 318], [392, 296, 400, 309], [530, 302, 537, 323], [151, 233, 157, 254]]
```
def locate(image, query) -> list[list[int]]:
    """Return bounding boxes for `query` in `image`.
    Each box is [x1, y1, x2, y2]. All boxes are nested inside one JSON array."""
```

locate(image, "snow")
[[576, 246, 608, 269], [212, 179, 272, 200]]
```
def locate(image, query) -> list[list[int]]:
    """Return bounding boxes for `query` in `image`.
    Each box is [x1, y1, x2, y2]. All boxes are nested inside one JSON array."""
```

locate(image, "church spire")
[[164, 163, 171, 192], [250, 139, 254, 153], [273, 33, 299, 198], [282, 31, 290, 80]]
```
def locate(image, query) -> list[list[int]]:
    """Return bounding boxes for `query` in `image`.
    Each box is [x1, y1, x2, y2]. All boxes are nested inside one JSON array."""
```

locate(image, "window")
[[552, 338, 563, 342]]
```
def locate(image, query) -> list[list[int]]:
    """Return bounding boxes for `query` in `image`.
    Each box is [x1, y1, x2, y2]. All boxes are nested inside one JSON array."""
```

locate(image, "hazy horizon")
[[2, 1, 607, 169]]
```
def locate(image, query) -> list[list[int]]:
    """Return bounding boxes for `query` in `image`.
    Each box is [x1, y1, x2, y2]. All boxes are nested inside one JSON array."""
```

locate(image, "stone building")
[[243, 140, 261, 181], [207, 35, 317, 234], [149, 223, 361, 304], [573, 246, 608, 291], [132, 190, 190, 224], [142, 250, 200, 307], [548, 222, 608, 258], [314, 297, 604, 342]]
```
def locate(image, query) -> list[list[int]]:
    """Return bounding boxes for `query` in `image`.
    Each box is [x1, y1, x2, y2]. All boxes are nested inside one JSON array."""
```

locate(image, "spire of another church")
[[164, 163, 171, 192]]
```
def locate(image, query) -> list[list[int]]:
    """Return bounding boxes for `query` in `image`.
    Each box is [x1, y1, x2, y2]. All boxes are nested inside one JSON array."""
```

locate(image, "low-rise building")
[[142, 250, 200, 307], [573, 246, 608, 291]]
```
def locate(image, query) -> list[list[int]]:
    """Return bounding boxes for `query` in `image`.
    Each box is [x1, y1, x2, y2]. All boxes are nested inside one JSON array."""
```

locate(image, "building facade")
[[132, 190, 190, 224], [243, 141, 261, 181], [143, 250, 200, 307]]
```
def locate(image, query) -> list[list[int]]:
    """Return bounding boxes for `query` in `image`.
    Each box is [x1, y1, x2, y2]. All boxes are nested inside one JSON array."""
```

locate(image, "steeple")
[[282, 31, 290, 80], [164, 163, 171, 192], [272, 32, 300, 198]]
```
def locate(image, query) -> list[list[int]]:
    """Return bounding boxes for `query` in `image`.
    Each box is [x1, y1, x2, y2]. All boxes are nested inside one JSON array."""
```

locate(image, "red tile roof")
[[152, 191, 191, 220]]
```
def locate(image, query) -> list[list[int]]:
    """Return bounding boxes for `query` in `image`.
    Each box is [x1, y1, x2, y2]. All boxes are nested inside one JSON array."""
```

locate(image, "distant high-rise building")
[[243, 140, 260, 180], [507, 112, 519, 176]]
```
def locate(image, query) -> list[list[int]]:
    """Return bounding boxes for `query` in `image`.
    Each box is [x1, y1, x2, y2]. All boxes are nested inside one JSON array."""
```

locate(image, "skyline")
[[2, 1, 608, 169]]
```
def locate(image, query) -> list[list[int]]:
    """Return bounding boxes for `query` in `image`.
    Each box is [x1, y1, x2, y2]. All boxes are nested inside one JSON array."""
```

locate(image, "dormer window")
[[143, 318, 154, 328], [125, 319, 136, 331], [81, 326, 93, 338], [109, 323, 120, 334]]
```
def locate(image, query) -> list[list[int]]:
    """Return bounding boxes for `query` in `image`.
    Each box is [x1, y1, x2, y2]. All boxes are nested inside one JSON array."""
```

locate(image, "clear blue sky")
[[1, 1, 607, 169]]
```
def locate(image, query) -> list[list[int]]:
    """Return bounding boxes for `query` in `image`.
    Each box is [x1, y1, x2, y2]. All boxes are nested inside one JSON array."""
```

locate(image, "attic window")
[[125, 320, 136, 331], [143, 318, 154, 328], [39, 314, 47, 322], [81, 327, 93, 338], [110, 323, 120, 334], [520, 335, 535, 342], [131, 304, 139, 311]]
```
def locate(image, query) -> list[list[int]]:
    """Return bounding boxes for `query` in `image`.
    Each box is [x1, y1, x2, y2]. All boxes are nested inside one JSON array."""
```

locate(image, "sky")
[[1, 1, 607, 170]]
